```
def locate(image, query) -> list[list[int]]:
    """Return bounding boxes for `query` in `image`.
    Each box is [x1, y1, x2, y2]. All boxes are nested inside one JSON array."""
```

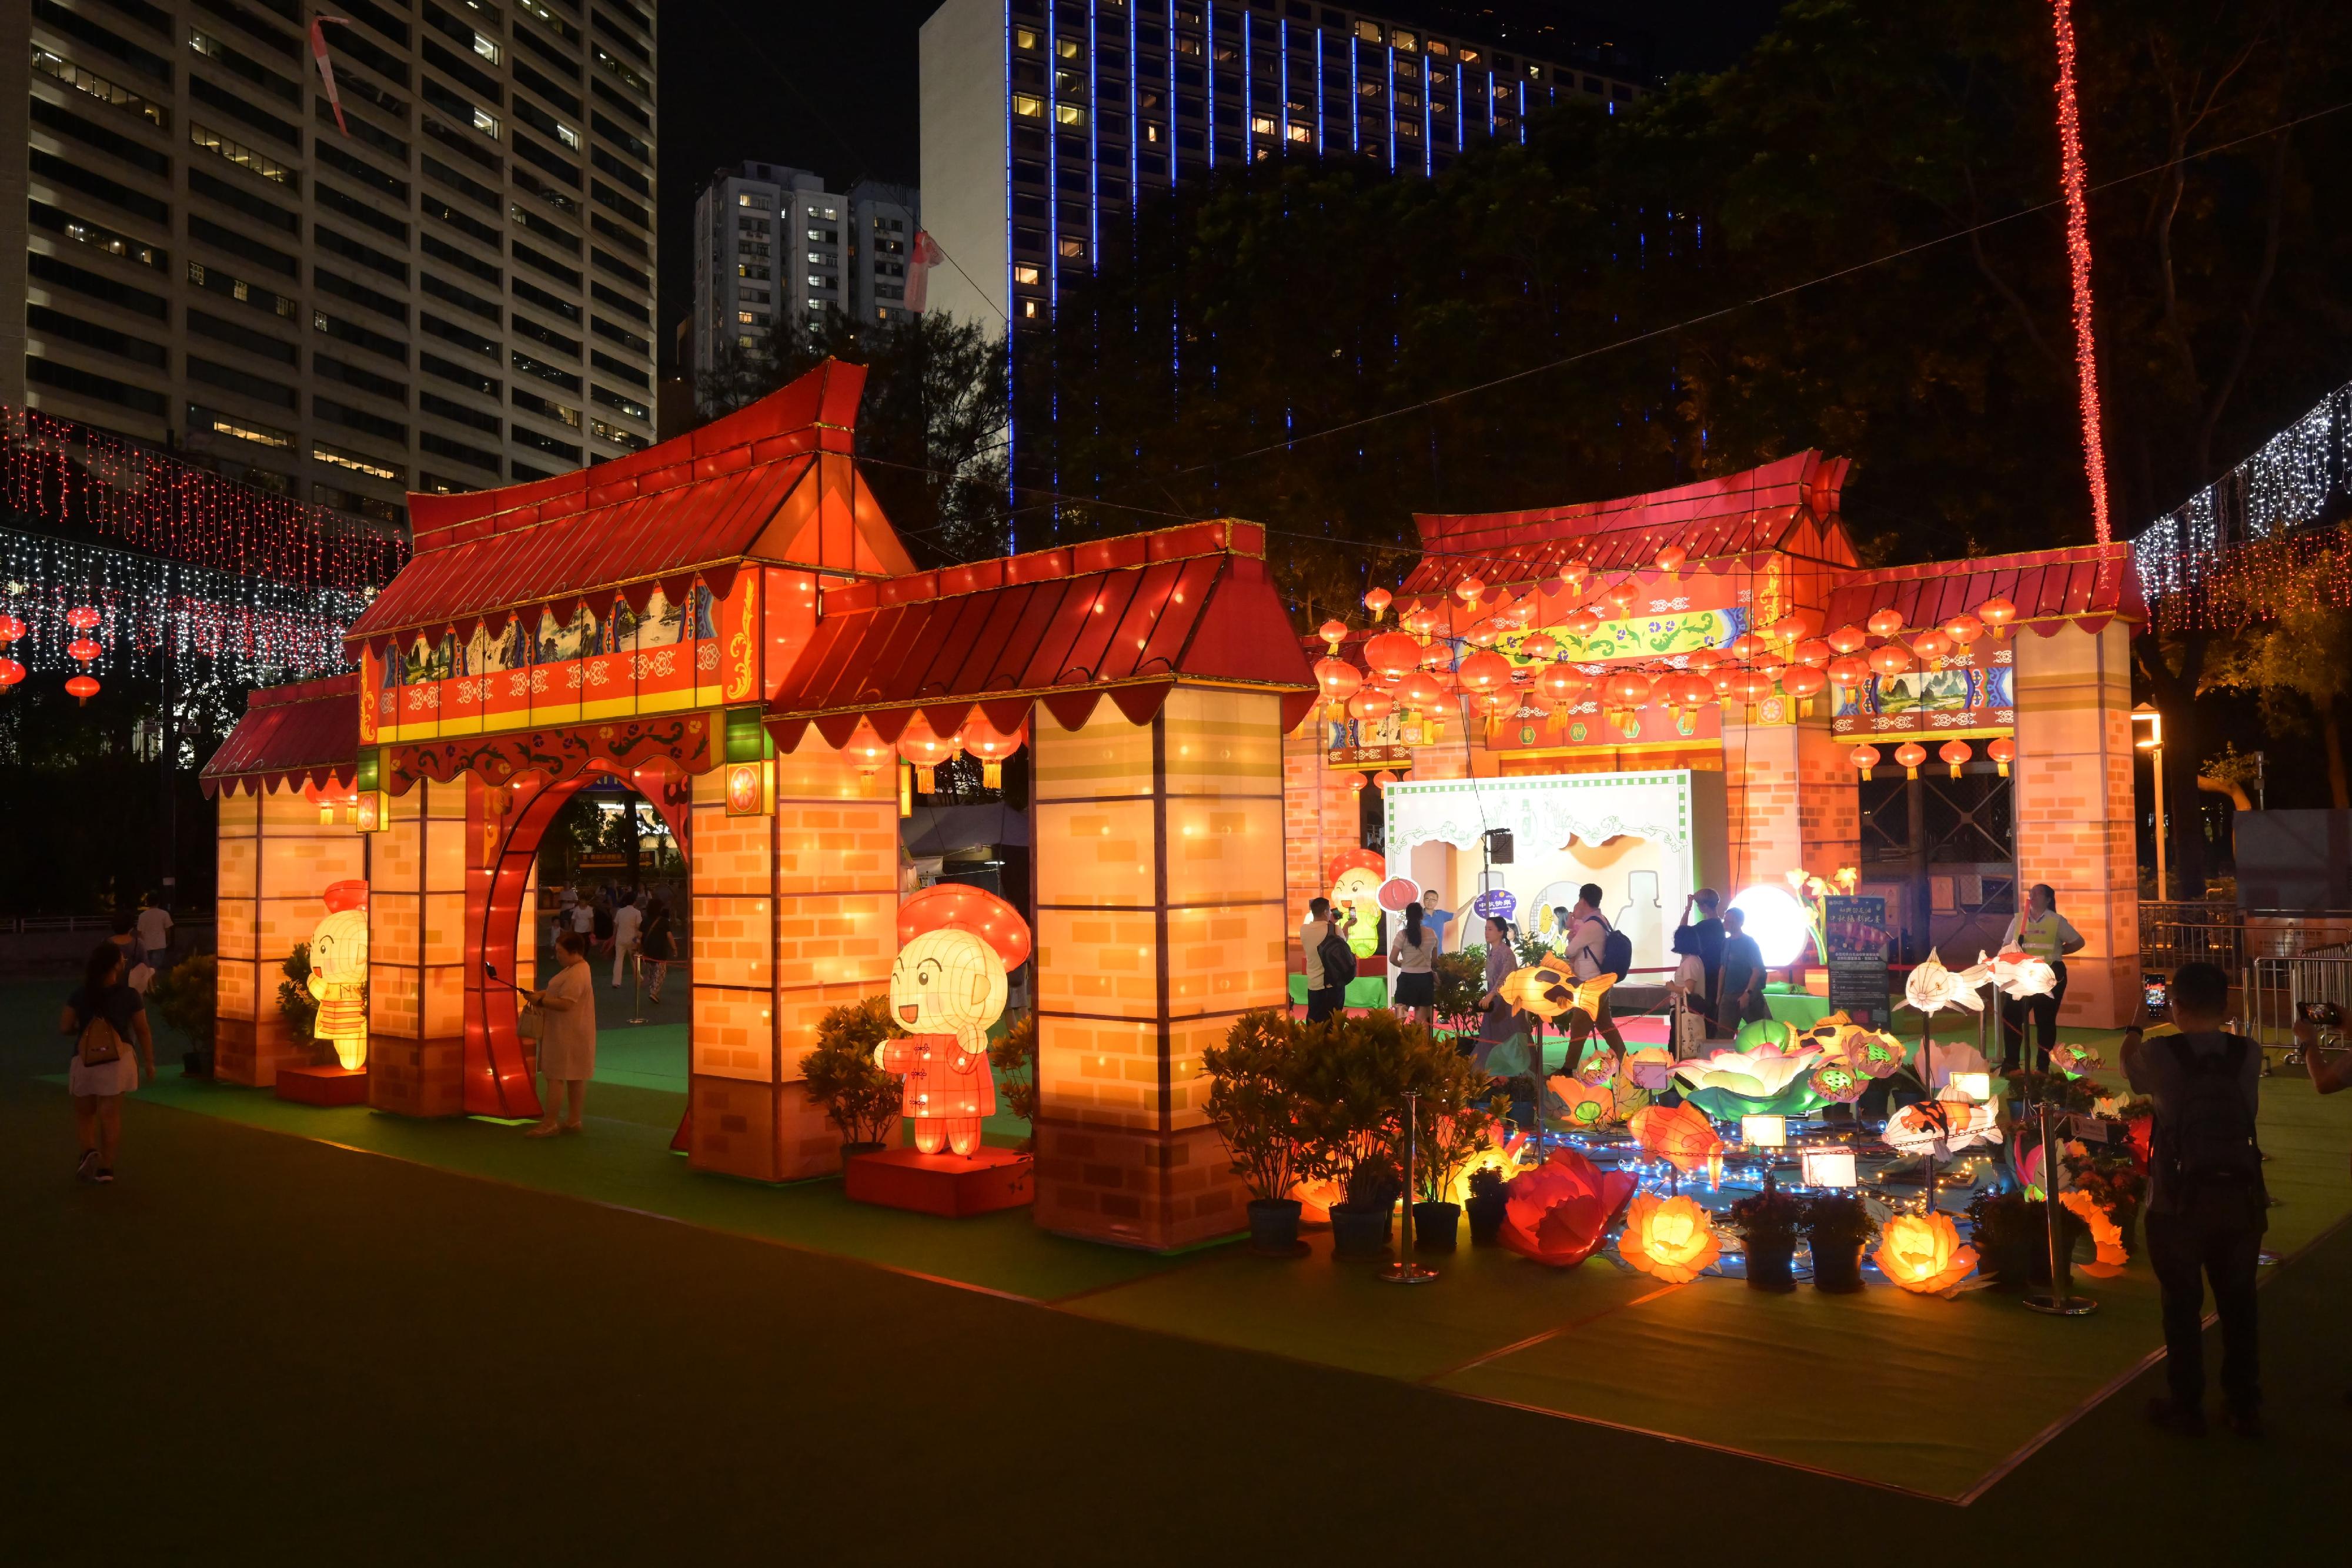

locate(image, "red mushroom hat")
[[897, 882, 1033, 969]]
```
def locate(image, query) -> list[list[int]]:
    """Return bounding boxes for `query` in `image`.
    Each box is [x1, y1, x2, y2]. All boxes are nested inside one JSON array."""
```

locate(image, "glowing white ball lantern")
[[1729, 884, 1813, 968]]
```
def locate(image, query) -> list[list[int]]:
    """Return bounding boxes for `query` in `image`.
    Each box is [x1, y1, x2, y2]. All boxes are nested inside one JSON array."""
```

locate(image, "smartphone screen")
[[2142, 976, 2169, 1017]]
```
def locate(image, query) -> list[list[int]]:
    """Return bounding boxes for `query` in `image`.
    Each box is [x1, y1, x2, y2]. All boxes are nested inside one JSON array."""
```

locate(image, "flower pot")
[[1744, 1233, 1798, 1292], [838, 1140, 886, 1172], [1412, 1200, 1461, 1253], [1329, 1201, 1392, 1259], [1246, 1198, 1308, 1257], [1808, 1233, 1867, 1293], [1465, 1190, 1509, 1245]]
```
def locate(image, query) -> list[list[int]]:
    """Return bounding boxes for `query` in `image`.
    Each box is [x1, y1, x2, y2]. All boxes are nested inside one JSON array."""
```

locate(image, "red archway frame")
[[465, 758, 693, 1119]]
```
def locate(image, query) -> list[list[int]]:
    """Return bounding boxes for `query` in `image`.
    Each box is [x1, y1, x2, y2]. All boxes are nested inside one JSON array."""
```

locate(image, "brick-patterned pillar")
[[2013, 621, 2138, 1026], [689, 737, 897, 1181], [213, 783, 367, 1086], [1721, 718, 1804, 887], [1032, 686, 1284, 1250], [1795, 722, 1862, 875], [1281, 717, 1359, 966], [368, 778, 469, 1115]]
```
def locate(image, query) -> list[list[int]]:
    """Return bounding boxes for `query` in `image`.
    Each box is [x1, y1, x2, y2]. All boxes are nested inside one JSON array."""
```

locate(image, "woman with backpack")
[[62, 940, 155, 1183], [1388, 901, 1438, 1029], [639, 893, 677, 1004]]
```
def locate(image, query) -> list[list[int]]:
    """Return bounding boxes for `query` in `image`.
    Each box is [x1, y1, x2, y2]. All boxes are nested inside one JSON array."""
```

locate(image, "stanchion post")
[[1379, 1089, 1438, 1284], [2025, 1096, 2097, 1316]]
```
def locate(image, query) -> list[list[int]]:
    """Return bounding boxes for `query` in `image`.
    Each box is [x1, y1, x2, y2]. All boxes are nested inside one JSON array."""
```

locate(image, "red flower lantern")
[[1852, 744, 1882, 778], [1827, 624, 1869, 654], [1942, 612, 1984, 647], [1362, 586, 1392, 621], [1456, 649, 1513, 695], [65, 674, 101, 705], [1498, 1146, 1638, 1268], [1347, 687, 1394, 723], [1910, 627, 1955, 662], [1895, 741, 1928, 779], [1987, 737, 2016, 777], [1868, 643, 1914, 677], [957, 714, 1025, 788], [1938, 739, 1973, 778], [1976, 596, 2019, 637], [1314, 655, 1364, 715], [897, 714, 960, 792], [1828, 654, 1872, 690], [1865, 607, 1905, 638]]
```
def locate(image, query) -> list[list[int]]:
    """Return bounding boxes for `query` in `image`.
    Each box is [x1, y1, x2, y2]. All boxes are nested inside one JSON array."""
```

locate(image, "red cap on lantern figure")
[[879, 884, 1034, 1159]]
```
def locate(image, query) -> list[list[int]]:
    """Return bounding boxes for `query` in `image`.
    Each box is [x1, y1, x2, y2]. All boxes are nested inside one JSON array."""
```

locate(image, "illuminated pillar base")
[[686, 1078, 843, 1183], [2014, 621, 2139, 1027], [1032, 1122, 1240, 1251], [368, 778, 469, 1118]]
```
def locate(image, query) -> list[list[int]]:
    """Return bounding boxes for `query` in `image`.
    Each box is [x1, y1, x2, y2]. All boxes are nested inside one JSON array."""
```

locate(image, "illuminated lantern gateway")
[[880, 883, 1034, 1158], [307, 880, 371, 1071]]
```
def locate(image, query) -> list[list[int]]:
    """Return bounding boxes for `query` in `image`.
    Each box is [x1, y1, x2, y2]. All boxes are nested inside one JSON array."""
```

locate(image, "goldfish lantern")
[[1869, 643, 1915, 678], [1455, 574, 1486, 606], [1826, 623, 1869, 655], [880, 883, 1034, 1158], [1654, 543, 1688, 574], [957, 713, 1025, 788], [1937, 739, 1972, 778], [1497, 1146, 1638, 1268], [1314, 656, 1362, 717], [1628, 1102, 1725, 1178], [896, 714, 960, 793], [65, 675, 100, 704], [1910, 627, 1955, 662], [1560, 606, 1601, 640], [1893, 741, 1927, 779], [1363, 630, 1422, 683], [1317, 618, 1349, 652], [1873, 1212, 1977, 1293], [307, 881, 371, 1071], [1865, 607, 1905, 638], [1851, 744, 1881, 779], [1987, 737, 2015, 777], [1976, 596, 2019, 637], [1904, 948, 1989, 1015], [1942, 612, 1984, 648], [1362, 586, 1392, 621], [1328, 848, 1386, 957], [1616, 1192, 1722, 1283]]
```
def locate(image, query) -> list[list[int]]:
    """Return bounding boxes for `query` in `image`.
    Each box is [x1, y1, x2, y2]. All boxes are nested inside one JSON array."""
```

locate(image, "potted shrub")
[[1802, 1192, 1872, 1293], [799, 996, 905, 1166], [1432, 951, 1488, 1047], [987, 1013, 1039, 1152], [1292, 1011, 1414, 1258], [1406, 1036, 1500, 1253], [1465, 1164, 1511, 1245], [147, 952, 219, 1078], [1728, 1172, 1803, 1292], [1967, 1188, 2087, 1288], [2062, 1135, 2147, 1255], [1201, 1009, 1313, 1257], [276, 942, 324, 1061]]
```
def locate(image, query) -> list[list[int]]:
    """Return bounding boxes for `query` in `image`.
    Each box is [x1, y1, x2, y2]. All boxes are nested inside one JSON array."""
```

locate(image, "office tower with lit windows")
[[919, 0, 1647, 333], [2, 0, 660, 533]]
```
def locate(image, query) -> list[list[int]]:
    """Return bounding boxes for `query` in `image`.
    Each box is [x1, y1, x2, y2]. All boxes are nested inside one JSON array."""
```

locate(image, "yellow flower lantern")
[[1873, 1212, 1977, 1293], [1616, 1192, 1721, 1284]]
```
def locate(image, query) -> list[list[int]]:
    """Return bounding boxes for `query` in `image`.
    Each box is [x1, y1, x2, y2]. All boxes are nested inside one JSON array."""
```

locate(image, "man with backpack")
[[1300, 897, 1355, 1023], [2123, 961, 2266, 1437], [1561, 883, 1628, 1058]]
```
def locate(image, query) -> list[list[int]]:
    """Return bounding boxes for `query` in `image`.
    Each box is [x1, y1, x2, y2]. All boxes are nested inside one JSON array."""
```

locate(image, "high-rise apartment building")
[[2, 0, 660, 532], [690, 164, 923, 416], [920, 0, 1646, 335]]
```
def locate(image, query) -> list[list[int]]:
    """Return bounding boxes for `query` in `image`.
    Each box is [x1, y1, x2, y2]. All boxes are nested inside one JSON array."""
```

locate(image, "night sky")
[[653, 1, 1789, 357]]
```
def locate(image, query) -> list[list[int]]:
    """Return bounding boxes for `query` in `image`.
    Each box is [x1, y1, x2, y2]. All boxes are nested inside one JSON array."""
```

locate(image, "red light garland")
[[2050, 0, 2112, 545]]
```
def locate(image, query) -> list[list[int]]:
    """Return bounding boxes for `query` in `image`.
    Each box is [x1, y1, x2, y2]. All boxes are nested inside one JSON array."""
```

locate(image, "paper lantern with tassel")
[[896, 714, 960, 793], [844, 720, 893, 778], [1518, 630, 1560, 661], [1728, 632, 1767, 661], [1827, 623, 1869, 654], [1497, 1146, 1638, 1268], [1827, 654, 1872, 691], [1601, 670, 1652, 719], [1558, 561, 1589, 597], [1363, 630, 1421, 681], [1404, 603, 1442, 638], [1538, 664, 1590, 704], [1347, 687, 1394, 723], [1456, 649, 1512, 696], [1976, 596, 2018, 637], [65, 674, 101, 704], [1603, 586, 1638, 618], [1317, 618, 1349, 653], [1942, 612, 1984, 648], [1654, 543, 1688, 574], [0, 658, 23, 690], [1396, 669, 1443, 711], [1869, 643, 1914, 677], [66, 637, 102, 666], [1461, 618, 1503, 649], [1911, 627, 1955, 662], [1314, 656, 1363, 716], [1873, 1211, 1977, 1294], [1362, 587, 1392, 621], [1938, 739, 1972, 778], [1561, 606, 1601, 640], [0, 613, 23, 646], [1852, 744, 1882, 779], [1987, 737, 2015, 777], [1455, 575, 1486, 605], [1616, 1192, 1722, 1284], [1790, 637, 1832, 668], [1894, 742, 1928, 779], [65, 606, 102, 632], [1348, 772, 1367, 794], [1865, 607, 1905, 638], [1781, 664, 1826, 715], [958, 714, 1025, 788]]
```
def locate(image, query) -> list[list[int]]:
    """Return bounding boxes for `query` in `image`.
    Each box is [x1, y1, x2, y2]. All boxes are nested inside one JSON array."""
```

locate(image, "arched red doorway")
[[466, 759, 693, 1119]]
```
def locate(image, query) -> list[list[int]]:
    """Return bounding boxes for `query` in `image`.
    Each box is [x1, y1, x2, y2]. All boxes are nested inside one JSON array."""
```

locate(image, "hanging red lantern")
[[1362, 587, 1392, 621], [1456, 649, 1514, 694], [1976, 596, 2019, 637], [1372, 768, 1400, 789], [1349, 772, 1368, 794], [1781, 665, 1827, 703], [1317, 618, 1349, 651], [958, 714, 1026, 788], [0, 613, 24, 646], [1314, 656, 1364, 714], [1942, 613, 1984, 647], [1827, 624, 1870, 655], [1910, 627, 1955, 662], [1852, 744, 1882, 778], [1666, 670, 1718, 716], [1455, 574, 1486, 606], [1729, 669, 1776, 704], [1865, 608, 1906, 638], [1895, 741, 1928, 779], [1538, 664, 1590, 703], [1728, 633, 1767, 661], [1462, 618, 1503, 649], [0, 658, 24, 689], [65, 638, 103, 666], [65, 674, 101, 705], [1868, 643, 1914, 677], [1561, 607, 1601, 640], [1828, 654, 1873, 690], [1396, 669, 1444, 710], [1404, 603, 1442, 639], [1363, 630, 1422, 682], [1601, 670, 1653, 716], [1476, 688, 1516, 717], [1603, 586, 1639, 617], [65, 606, 102, 632], [1790, 637, 1832, 668], [1987, 737, 2016, 777], [1559, 561, 1589, 596], [1709, 664, 1740, 696], [896, 714, 960, 793], [1654, 543, 1688, 574], [1938, 739, 1973, 778], [1518, 631, 1561, 661], [1347, 687, 1394, 722], [1686, 647, 1722, 673]]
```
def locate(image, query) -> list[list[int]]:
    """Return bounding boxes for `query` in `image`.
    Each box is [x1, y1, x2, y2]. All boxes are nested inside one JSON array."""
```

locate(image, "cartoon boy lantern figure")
[[879, 884, 1034, 1158], [308, 880, 370, 1071], [1327, 848, 1387, 958]]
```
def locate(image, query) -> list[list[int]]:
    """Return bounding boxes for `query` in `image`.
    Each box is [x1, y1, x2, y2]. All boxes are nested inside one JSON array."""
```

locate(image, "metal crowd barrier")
[[2245, 952, 2352, 1053]]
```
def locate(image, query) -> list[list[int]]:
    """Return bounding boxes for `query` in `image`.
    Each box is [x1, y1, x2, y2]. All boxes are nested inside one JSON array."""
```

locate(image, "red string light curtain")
[[2050, 0, 2112, 545]]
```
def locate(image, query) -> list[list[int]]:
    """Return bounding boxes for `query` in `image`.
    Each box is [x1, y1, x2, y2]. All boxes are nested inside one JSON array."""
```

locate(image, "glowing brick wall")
[[213, 784, 368, 1085], [368, 778, 469, 1115], [1033, 686, 1287, 1249], [2013, 621, 2139, 1025]]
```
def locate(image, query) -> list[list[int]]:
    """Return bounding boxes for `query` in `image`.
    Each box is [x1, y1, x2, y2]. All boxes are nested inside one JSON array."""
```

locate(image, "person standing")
[[591, 896, 616, 960], [1472, 915, 1525, 1071], [567, 890, 594, 948], [1388, 901, 1437, 1029], [610, 893, 643, 989], [1420, 890, 1455, 954], [1673, 889, 1727, 1034], [2000, 882, 2086, 1074], [1561, 883, 1628, 1057], [639, 894, 676, 1004], [62, 942, 154, 1183], [1300, 897, 1347, 1022], [2124, 962, 2266, 1437], [521, 931, 597, 1137], [1716, 907, 1772, 1034], [135, 897, 174, 972]]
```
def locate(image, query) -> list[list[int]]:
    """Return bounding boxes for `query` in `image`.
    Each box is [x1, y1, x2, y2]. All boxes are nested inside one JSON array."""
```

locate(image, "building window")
[[737, 310, 755, 325], [473, 32, 503, 65], [1354, 20, 1381, 43], [314, 442, 403, 482], [189, 404, 292, 449], [1286, 122, 1309, 143], [1251, 115, 1275, 135], [1013, 93, 1044, 118], [1057, 236, 1084, 260], [32, 48, 168, 128], [739, 192, 770, 209], [1013, 265, 1040, 286], [1014, 26, 1040, 49], [191, 124, 294, 185], [1055, 103, 1085, 126], [473, 106, 502, 139], [1021, 299, 1040, 319], [1392, 29, 1418, 49]]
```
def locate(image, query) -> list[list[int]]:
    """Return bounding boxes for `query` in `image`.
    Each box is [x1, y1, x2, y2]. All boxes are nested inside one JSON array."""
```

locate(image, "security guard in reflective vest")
[[2000, 882, 2086, 1072]]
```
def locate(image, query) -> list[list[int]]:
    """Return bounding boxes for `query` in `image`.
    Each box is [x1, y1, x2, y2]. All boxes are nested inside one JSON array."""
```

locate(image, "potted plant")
[[799, 996, 905, 1166], [1202, 1009, 1314, 1256], [1465, 1164, 1511, 1244], [1728, 1172, 1803, 1292], [147, 952, 218, 1078], [987, 1013, 1039, 1152], [1292, 1011, 1415, 1258], [1405, 1039, 1499, 1253], [1802, 1192, 1873, 1292], [1967, 1188, 2087, 1288], [276, 942, 325, 1061], [1432, 950, 1488, 1045]]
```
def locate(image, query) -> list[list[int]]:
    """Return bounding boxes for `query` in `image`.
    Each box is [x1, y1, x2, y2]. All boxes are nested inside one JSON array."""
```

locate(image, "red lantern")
[[1601, 670, 1653, 715], [1558, 561, 1589, 596], [1362, 587, 1392, 621], [1852, 744, 1882, 778], [1865, 608, 1906, 638], [1655, 543, 1688, 574], [65, 638, 102, 666], [1976, 596, 2019, 636], [845, 720, 893, 777], [958, 714, 1026, 788], [1938, 739, 1973, 778], [897, 714, 960, 792], [1317, 617, 1349, 651], [0, 658, 24, 689], [1561, 607, 1601, 640], [1404, 603, 1442, 638], [1790, 637, 1832, 668], [1396, 670, 1444, 710], [1314, 656, 1364, 714], [1455, 574, 1486, 605], [1658, 671, 1713, 717], [1475, 688, 1517, 717], [0, 614, 24, 645], [1709, 664, 1739, 696], [1828, 654, 1872, 689], [65, 674, 101, 704], [1348, 772, 1368, 793], [1364, 630, 1422, 682], [1910, 627, 1955, 661], [1519, 631, 1561, 661], [1347, 687, 1394, 722], [1462, 618, 1502, 649], [1372, 768, 1400, 789], [1987, 737, 2016, 777], [1729, 668, 1776, 704], [1781, 665, 1827, 702], [1456, 649, 1514, 694], [1895, 741, 1928, 779], [1686, 647, 1722, 672], [65, 606, 102, 632], [1728, 633, 1767, 661], [1868, 643, 1913, 677], [1538, 664, 1590, 703], [1827, 624, 1869, 655], [1942, 613, 1984, 647], [1602, 586, 1638, 617]]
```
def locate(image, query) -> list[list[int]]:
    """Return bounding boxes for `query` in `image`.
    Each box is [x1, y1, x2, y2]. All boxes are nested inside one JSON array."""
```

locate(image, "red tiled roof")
[[1402, 451, 1856, 596], [198, 675, 359, 795], [346, 360, 911, 646], [1821, 542, 2144, 635], [767, 520, 1322, 747]]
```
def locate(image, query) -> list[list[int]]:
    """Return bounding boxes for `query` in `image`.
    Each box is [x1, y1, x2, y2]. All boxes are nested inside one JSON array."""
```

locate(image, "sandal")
[[559, 1122, 584, 1135], [523, 1122, 562, 1139]]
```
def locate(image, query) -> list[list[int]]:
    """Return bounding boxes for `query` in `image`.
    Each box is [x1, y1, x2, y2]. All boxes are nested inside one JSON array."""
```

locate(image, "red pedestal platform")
[[275, 1064, 370, 1106], [844, 1148, 1034, 1217]]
